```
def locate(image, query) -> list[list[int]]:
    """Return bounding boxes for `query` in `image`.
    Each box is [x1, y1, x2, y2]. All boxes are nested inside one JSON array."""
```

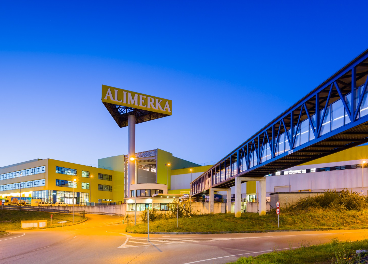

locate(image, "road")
[[1, 214, 368, 264]]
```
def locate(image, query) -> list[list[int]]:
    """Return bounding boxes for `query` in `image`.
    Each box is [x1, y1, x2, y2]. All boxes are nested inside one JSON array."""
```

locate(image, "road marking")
[[117, 233, 132, 248], [183, 247, 300, 264]]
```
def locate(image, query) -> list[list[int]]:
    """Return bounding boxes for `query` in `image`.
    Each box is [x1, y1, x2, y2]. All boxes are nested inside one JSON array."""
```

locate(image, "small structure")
[[21, 220, 47, 229]]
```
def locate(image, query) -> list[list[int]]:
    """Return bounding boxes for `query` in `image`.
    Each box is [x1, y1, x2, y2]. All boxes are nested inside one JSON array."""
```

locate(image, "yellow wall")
[[171, 165, 212, 176], [246, 181, 257, 194], [168, 189, 190, 194], [48, 159, 122, 203], [301, 145, 368, 165]]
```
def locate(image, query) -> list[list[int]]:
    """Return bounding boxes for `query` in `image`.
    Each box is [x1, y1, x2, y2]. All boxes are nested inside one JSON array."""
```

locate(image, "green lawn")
[[0, 209, 86, 231], [228, 239, 368, 264], [126, 209, 368, 233]]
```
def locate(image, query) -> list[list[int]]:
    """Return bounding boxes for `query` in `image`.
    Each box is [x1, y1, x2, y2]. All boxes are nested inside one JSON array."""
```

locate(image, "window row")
[[98, 173, 112, 181], [0, 179, 45, 191], [130, 189, 164, 197], [98, 184, 112, 192], [272, 163, 368, 176], [56, 166, 77, 176], [0, 166, 46, 181]]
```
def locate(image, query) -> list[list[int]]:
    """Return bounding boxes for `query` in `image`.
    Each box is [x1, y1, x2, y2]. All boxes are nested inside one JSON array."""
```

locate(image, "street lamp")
[[165, 163, 171, 190], [362, 161, 366, 195], [73, 178, 77, 223], [130, 156, 138, 225], [90, 175, 93, 206]]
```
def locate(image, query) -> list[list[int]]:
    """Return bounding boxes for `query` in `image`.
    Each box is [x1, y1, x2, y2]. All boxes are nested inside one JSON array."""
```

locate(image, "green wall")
[[156, 149, 200, 189], [98, 155, 125, 202]]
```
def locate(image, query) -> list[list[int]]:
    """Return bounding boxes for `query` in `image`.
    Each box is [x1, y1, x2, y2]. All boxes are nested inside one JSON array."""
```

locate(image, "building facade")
[[0, 149, 210, 208]]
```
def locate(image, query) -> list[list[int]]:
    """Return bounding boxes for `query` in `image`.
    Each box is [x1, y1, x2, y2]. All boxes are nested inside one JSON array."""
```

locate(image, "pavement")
[[1, 214, 368, 264]]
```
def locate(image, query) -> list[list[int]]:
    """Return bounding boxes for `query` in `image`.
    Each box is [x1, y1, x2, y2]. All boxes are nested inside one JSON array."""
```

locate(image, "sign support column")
[[128, 114, 136, 198]]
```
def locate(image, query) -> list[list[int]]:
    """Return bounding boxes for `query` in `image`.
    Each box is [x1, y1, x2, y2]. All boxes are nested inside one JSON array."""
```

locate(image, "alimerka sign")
[[102, 85, 172, 115]]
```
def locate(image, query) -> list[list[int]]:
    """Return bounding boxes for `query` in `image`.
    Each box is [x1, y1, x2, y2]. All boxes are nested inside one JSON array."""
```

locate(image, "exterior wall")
[[270, 192, 323, 209], [48, 159, 117, 203], [302, 145, 368, 165], [0, 159, 48, 198], [156, 149, 200, 189], [171, 165, 212, 191], [266, 162, 368, 196], [98, 155, 126, 202]]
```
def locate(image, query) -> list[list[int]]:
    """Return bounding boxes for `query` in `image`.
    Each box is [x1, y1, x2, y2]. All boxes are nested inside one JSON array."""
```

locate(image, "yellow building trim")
[[300, 145, 368, 165], [168, 189, 190, 194], [171, 165, 212, 176]]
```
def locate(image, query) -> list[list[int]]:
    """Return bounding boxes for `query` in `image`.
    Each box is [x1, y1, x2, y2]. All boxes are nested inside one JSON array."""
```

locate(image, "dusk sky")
[[1, 1, 368, 168]]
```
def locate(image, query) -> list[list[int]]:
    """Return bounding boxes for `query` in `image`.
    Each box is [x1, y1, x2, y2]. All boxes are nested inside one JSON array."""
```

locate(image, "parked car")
[[38, 202, 52, 206], [54, 202, 67, 206]]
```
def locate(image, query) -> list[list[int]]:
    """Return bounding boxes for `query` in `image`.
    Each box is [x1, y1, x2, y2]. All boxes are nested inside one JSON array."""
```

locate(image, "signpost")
[[276, 201, 280, 228]]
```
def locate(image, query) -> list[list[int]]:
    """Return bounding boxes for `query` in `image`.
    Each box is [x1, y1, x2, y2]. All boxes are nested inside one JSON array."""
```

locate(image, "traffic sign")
[[276, 208, 280, 215], [276, 201, 280, 208]]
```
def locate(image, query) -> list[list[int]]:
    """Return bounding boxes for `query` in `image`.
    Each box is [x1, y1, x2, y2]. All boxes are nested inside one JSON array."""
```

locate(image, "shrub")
[[288, 190, 368, 211]]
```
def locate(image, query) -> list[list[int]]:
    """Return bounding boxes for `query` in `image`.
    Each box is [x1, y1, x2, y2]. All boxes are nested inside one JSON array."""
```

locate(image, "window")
[[56, 166, 77, 176], [98, 173, 112, 181], [82, 171, 90, 178], [56, 179, 77, 188], [98, 184, 112, 192], [82, 182, 90, 189], [160, 203, 169, 211]]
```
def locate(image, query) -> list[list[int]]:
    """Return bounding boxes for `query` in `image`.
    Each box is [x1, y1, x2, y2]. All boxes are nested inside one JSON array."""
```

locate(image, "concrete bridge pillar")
[[209, 188, 214, 213], [235, 177, 247, 217], [258, 178, 267, 216], [227, 188, 232, 213], [209, 187, 231, 213], [235, 177, 267, 217]]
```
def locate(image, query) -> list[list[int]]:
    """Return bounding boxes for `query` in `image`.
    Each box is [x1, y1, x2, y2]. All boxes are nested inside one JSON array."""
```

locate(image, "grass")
[[126, 208, 368, 233], [228, 239, 368, 264], [0, 209, 86, 231], [128, 191, 368, 234]]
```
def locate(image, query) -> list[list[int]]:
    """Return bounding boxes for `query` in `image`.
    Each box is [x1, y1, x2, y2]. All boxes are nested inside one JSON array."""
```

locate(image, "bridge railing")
[[191, 49, 368, 196]]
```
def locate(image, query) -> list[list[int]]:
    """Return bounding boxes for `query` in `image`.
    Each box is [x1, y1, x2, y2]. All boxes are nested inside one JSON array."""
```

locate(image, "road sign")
[[276, 201, 280, 208], [276, 208, 280, 215]]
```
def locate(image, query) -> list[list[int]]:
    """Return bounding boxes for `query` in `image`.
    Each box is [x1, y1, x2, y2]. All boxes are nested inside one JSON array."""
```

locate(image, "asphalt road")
[[1, 214, 368, 264]]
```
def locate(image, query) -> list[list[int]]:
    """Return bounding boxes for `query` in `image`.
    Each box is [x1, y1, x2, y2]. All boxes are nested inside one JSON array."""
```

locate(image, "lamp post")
[[165, 163, 171, 190], [90, 175, 93, 206], [130, 156, 138, 225], [362, 161, 366, 195], [189, 168, 193, 203], [73, 178, 77, 223]]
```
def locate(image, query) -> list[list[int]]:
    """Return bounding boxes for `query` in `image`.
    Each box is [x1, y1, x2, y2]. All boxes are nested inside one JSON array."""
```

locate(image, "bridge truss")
[[192, 49, 368, 196]]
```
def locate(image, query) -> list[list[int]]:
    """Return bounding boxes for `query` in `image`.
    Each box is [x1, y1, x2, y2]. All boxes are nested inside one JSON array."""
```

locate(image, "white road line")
[[117, 233, 131, 248]]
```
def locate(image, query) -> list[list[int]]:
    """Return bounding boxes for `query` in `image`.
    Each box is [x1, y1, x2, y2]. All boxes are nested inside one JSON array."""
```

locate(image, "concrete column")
[[209, 188, 214, 213], [227, 188, 232, 213], [235, 177, 242, 218], [127, 114, 136, 197], [259, 178, 266, 216]]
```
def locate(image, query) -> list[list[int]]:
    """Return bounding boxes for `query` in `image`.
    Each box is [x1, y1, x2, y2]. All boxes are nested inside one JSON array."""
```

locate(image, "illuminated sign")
[[0, 179, 45, 191], [0, 166, 46, 181], [102, 85, 172, 115]]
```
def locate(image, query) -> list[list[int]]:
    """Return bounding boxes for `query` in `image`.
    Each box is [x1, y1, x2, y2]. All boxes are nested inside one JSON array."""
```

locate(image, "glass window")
[[82, 171, 90, 178], [82, 182, 90, 189], [98, 173, 112, 181], [160, 203, 169, 211], [56, 166, 77, 176]]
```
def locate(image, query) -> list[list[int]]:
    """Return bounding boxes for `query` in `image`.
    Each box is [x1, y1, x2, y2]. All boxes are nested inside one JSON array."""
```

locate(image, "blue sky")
[[1, 1, 368, 167]]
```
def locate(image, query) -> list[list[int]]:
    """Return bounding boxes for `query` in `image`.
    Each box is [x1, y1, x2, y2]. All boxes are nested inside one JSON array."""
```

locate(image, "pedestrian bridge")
[[191, 49, 368, 217]]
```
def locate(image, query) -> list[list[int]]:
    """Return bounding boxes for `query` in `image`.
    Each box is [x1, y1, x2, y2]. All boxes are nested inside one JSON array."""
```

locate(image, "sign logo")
[[102, 85, 172, 115]]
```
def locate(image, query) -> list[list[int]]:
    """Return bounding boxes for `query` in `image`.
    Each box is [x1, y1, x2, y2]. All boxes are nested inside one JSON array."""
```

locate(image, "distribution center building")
[[0, 149, 211, 208]]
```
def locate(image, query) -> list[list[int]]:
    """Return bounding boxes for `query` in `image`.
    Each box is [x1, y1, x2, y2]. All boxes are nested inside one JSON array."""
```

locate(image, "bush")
[[288, 190, 368, 211]]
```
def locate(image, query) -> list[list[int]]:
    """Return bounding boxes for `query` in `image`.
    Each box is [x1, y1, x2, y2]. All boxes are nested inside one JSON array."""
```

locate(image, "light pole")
[[73, 178, 77, 223], [89, 175, 93, 206], [130, 156, 138, 225], [165, 163, 171, 190], [362, 161, 366, 195], [189, 168, 193, 203]]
